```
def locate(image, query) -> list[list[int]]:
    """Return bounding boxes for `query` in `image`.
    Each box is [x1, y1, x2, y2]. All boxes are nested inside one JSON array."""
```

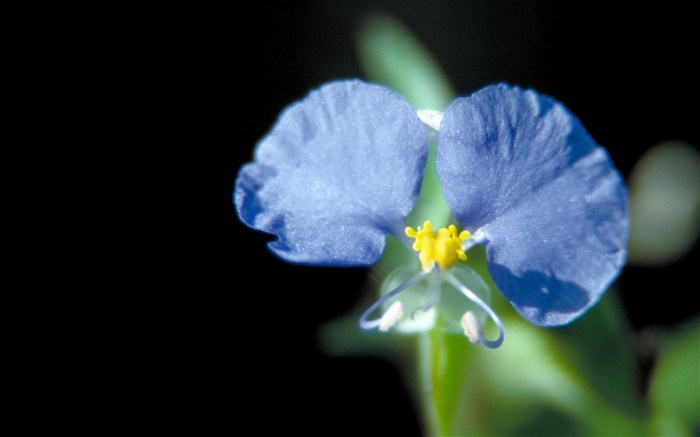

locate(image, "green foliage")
[[648, 320, 700, 435]]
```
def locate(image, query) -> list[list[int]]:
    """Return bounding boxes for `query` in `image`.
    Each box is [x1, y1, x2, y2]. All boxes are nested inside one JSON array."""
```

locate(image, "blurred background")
[[183, 2, 698, 434]]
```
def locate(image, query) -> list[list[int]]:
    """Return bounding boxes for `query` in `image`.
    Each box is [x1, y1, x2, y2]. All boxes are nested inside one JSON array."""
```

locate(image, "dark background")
[[175, 2, 698, 434]]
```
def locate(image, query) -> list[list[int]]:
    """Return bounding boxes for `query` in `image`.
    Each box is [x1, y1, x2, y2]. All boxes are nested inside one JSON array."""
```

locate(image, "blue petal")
[[437, 84, 628, 326], [235, 80, 428, 266]]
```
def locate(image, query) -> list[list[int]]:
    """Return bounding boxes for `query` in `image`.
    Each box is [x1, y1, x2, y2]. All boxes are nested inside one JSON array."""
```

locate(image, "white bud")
[[416, 110, 444, 132], [461, 311, 482, 343], [378, 301, 404, 332]]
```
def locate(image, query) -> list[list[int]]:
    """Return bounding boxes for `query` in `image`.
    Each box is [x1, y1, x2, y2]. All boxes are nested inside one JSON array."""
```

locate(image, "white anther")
[[461, 311, 483, 343], [416, 110, 444, 131], [378, 301, 404, 332]]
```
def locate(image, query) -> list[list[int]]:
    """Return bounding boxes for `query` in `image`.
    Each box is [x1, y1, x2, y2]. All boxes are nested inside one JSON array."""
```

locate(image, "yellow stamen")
[[405, 220, 472, 271]]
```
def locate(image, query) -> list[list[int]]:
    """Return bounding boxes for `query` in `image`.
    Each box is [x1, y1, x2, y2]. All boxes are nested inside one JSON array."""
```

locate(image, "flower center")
[[359, 219, 504, 348], [405, 220, 472, 271]]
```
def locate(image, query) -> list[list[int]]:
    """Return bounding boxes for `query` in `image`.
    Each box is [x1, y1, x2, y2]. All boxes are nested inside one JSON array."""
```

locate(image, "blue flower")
[[235, 79, 628, 348]]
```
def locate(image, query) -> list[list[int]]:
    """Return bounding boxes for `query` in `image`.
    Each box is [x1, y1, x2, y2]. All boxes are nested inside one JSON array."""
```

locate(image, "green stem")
[[418, 329, 471, 435], [418, 332, 439, 435]]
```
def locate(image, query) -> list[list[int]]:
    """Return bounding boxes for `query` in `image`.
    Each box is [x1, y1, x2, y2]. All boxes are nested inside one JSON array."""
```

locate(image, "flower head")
[[235, 79, 628, 347]]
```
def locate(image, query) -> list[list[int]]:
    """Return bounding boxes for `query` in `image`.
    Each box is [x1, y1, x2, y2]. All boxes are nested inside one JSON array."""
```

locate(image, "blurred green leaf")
[[465, 315, 646, 435], [649, 319, 700, 434], [553, 290, 646, 416], [356, 12, 454, 110], [319, 311, 414, 361]]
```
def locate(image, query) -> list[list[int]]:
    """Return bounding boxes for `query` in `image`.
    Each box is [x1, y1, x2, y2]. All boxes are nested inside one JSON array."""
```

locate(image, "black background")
[[171, 2, 698, 434]]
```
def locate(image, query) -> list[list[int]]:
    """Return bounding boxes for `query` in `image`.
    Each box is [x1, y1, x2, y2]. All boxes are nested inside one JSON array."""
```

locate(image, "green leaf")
[[318, 311, 414, 362], [552, 290, 646, 416], [422, 290, 647, 436], [356, 12, 454, 110], [648, 318, 700, 434]]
